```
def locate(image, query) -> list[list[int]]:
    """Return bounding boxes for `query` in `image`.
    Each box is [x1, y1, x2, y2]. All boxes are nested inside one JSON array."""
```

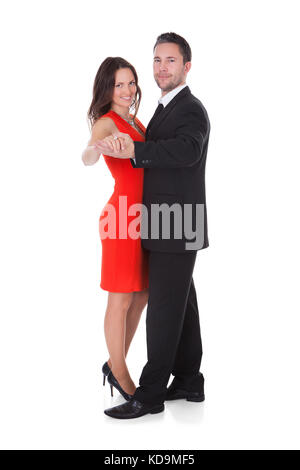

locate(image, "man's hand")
[[93, 132, 135, 159]]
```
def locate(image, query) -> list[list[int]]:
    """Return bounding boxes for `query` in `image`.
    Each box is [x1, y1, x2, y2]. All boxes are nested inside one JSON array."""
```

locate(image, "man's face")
[[153, 43, 191, 95]]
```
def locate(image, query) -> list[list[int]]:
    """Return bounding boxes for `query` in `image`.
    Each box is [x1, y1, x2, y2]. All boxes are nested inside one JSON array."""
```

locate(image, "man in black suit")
[[96, 32, 210, 419]]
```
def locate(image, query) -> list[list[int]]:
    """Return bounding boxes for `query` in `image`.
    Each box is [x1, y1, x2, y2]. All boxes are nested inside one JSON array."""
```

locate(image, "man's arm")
[[131, 104, 209, 169]]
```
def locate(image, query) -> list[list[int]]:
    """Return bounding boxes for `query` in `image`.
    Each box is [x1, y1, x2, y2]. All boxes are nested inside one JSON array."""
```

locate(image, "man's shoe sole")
[[150, 404, 165, 414], [166, 391, 205, 402], [187, 394, 205, 402]]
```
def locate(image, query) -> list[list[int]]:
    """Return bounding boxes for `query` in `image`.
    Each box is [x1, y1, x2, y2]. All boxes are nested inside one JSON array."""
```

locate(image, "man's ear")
[[184, 61, 192, 74]]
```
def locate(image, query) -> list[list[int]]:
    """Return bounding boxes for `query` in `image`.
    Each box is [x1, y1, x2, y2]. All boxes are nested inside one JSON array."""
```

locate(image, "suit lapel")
[[146, 104, 163, 136], [146, 86, 191, 139]]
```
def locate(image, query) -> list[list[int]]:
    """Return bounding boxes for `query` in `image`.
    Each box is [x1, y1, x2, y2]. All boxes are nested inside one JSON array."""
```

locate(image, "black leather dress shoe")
[[166, 388, 205, 402], [104, 399, 165, 419], [166, 373, 205, 402]]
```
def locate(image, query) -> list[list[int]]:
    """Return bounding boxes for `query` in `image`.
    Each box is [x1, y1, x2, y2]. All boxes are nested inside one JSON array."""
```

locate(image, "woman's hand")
[[93, 134, 125, 152], [92, 132, 135, 159]]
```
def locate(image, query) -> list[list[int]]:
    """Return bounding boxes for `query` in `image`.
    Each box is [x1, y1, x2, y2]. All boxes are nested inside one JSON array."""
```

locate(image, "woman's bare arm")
[[82, 117, 119, 166]]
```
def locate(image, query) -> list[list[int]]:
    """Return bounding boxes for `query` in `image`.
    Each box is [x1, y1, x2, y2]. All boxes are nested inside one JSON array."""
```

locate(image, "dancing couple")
[[82, 32, 210, 419]]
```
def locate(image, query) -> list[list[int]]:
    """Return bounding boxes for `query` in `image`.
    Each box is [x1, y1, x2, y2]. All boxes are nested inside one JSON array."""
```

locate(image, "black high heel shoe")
[[102, 361, 111, 386], [107, 371, 133, 401]]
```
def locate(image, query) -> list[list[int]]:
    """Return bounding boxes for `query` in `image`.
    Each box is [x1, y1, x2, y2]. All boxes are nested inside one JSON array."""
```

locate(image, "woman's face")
[[111, 67, 137, 112]]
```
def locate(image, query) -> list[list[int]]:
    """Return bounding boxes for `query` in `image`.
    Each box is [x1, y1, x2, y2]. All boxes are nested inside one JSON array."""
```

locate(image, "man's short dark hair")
[[153, 32, 192, 64]]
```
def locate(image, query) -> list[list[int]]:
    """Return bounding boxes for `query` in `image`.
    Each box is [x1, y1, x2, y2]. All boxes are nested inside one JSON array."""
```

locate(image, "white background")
[[1, 0, 300, 450]]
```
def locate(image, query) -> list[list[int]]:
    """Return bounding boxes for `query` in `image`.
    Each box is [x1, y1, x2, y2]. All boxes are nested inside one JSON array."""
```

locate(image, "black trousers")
[[133, 250, 203, 405]]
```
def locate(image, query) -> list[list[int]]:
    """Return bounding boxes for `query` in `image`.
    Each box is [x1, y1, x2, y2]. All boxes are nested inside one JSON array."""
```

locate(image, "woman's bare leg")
[[124, 288, 149, 356], [104, 292, 135, 394], [105, 289, 149, 395]]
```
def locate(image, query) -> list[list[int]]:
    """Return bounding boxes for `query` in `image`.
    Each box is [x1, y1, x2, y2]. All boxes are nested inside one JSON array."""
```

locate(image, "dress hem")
[[100, 283, 149, 293]]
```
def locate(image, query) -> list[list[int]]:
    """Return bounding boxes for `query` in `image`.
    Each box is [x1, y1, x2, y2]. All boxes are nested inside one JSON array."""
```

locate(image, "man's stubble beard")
[[154, 75, 183, 94]]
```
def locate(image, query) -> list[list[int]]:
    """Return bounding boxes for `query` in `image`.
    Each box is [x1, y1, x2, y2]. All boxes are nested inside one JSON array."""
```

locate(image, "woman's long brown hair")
[[87, 57, 142, 131]]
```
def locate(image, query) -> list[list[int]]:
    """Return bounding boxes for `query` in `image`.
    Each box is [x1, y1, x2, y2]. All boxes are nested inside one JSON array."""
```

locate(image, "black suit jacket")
[[131, 86, 210, 253]]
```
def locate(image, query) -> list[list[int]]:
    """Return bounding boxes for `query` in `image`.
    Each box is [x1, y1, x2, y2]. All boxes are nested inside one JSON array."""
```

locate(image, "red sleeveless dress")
[[99, 110, 149, 292]]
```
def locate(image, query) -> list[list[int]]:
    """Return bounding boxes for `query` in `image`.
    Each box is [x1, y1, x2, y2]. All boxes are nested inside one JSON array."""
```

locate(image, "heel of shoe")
[[110, 384, 114, 397], [150, 404, 165, 414], [107, 371, 132, 401], [103, 374, 106, 386], [186, 394, 205, 402]]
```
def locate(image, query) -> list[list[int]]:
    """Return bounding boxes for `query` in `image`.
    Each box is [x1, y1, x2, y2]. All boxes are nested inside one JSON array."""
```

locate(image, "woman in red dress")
[[82, 58, 149, 400]]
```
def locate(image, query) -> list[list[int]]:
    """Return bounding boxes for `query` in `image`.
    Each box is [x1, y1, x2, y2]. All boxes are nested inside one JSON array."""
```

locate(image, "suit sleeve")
[[130, 104, 209, 169]]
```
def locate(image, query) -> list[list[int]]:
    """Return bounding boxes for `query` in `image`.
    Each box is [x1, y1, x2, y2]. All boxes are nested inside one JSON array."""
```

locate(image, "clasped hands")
[[93, 132, 135, 159]]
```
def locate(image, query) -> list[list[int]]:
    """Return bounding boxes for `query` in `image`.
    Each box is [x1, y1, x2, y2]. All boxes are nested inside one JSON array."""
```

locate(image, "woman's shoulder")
[[90, 113, 119, 142], [93, 113, 119, 131]]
